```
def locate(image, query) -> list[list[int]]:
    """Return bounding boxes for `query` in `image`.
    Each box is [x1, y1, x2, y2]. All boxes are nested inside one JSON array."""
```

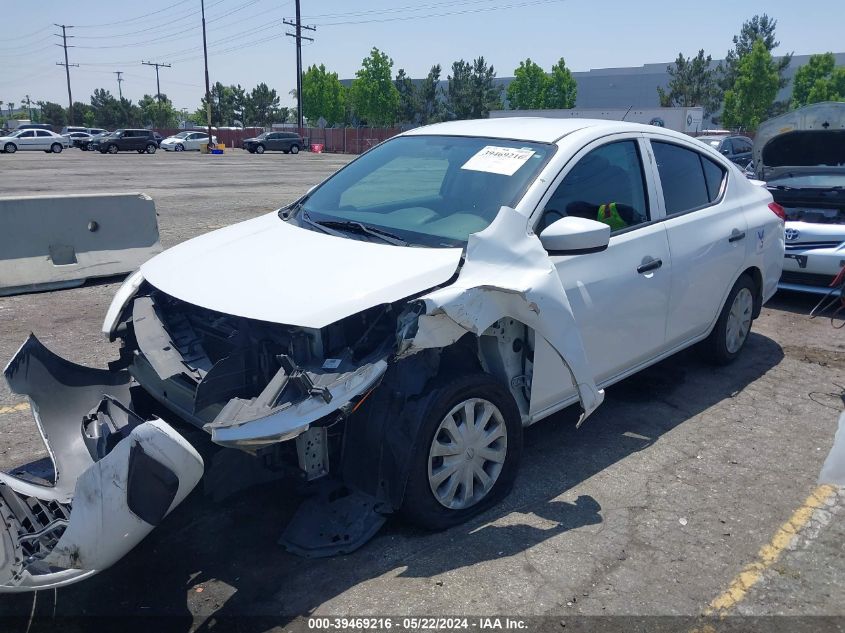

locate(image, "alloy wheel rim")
[[427, 397, 507, 510], [726, 287, 753, 354]]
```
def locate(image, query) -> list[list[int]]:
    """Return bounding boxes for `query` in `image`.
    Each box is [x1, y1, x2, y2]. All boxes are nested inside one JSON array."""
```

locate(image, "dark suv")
[[92, 129, 158, 154], [242, 131, 302, 154], [696, 135, 753, 167]]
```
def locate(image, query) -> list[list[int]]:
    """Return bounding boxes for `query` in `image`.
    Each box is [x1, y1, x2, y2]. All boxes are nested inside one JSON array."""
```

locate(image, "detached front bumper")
[[0, 336, 203, 592]]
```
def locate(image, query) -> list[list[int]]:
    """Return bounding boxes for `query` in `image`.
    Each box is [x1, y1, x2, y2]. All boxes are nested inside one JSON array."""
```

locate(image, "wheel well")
[[741, 266, 763, 318]]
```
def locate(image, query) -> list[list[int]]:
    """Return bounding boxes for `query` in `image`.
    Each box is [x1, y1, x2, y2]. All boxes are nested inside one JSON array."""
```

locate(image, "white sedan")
[[160, 131, 217, 152], [0, 129, 69, 153], [1, 118, 784, 591]]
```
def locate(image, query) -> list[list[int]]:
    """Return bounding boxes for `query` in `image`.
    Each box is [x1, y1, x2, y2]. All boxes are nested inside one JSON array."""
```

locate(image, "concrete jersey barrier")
[[0, 192, 163, 296]]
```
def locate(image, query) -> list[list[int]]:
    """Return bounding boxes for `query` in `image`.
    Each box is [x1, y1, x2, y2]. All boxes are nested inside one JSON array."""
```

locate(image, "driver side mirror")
[[539, 216, 610, 255], [720, 148, 731, 156]]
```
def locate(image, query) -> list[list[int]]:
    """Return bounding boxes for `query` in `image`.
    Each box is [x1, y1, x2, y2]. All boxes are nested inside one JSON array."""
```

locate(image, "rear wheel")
[[145, 143, 157, 154], [51, 143, 62, 153], [4, 143, 17, 154], [255, 144, 265, 154], [700, 274, 756, 365], [400, 373, 523, 530]]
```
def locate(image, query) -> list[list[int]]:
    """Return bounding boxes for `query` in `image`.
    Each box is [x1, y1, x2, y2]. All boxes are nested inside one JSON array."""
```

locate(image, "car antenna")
[[621, 106, 633, 121]]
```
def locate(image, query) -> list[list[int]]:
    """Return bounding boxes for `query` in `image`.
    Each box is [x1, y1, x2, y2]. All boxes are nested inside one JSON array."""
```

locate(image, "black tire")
[[400, 372, 523, 530], [700, 274, 756, 365], [107, 144, 119, 154], [51, 143, 62, 153], [282, 149, 290, 154], [145, 143, 157, 154], [254, 144, 265, 154], [4, 143, 16, 154], [290, 144, 300, 155], [247, 147, 255, 154]]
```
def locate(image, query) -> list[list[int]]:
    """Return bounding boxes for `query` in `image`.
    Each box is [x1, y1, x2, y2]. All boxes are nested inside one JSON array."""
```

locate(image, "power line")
[[54, 24, 78, 123], [74, 0, 194, 29], [142, 61, 172, 126], [284, 0, 315, 130]]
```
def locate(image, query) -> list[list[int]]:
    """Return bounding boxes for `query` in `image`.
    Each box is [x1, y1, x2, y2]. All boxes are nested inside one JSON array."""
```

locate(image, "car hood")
[[140, 212, 464, 328], [243, 137, 261, 142]]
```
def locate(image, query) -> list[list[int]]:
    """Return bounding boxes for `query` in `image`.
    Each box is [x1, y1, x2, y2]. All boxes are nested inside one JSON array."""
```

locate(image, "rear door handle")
[[637, 258, 663, 274], [729, 229, 746, 243]]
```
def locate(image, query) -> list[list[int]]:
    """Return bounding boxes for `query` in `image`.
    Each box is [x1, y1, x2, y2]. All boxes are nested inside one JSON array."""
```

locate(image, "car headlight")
[[102, 269, 145, 339]]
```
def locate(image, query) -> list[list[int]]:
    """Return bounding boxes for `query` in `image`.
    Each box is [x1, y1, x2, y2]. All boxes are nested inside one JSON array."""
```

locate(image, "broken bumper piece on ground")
[[0, 335, 203, 592]]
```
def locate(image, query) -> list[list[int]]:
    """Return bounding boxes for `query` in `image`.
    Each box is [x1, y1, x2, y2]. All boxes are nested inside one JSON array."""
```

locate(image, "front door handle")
[[729, 229, 746, 243], [637, 258, 663, 274]]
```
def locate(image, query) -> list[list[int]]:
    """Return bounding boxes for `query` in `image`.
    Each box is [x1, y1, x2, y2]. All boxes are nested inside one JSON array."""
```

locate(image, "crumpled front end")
[[0, 336, 203, 592]]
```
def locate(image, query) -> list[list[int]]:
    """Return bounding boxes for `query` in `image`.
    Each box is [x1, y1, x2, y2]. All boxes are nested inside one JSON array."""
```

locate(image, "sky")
[[2, 0, 843, 114]]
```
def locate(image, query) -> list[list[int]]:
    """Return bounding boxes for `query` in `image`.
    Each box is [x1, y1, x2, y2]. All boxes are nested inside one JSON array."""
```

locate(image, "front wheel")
[[254, 144, 265, 154], [400, 373, 523, 530], [174, 143, 184, 152], [107, 144, 119, 154], [4, 143, 17, 154], [290, 144, 300, 154], [145, 143, 157, 154], [51, 143, 63, 154], [700, 274, 756, 365]]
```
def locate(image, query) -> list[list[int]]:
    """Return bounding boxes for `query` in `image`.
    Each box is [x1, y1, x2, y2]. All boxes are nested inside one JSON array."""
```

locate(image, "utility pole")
[[54, 24, 78, 123], [284, 0, 315, 131], [200, 0, 213, 149], [142, 61, 171, 127], [113, 71, 124, 100], [24, 95, 33, 121]]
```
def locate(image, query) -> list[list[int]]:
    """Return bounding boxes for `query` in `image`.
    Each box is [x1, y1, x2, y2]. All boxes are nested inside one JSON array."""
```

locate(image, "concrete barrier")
[[0, 192, 162, 296]]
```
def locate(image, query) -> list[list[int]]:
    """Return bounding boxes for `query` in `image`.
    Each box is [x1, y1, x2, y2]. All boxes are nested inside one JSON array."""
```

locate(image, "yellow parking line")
[[706, 484, 837, 615], [0, 402, 30, 415]]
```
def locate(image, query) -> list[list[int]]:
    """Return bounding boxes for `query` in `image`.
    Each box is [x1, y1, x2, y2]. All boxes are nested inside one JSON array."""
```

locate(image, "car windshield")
[[257, 132, 270, 139], [173, 132, 191, 139], [699, 138, 722, 148], [294, 135, 554, 247], [111, 129, 124, 137]]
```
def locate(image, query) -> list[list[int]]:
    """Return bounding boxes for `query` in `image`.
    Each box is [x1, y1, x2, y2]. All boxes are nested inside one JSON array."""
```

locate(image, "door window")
[[539, 140, 650, 233], [652, 141, 725, 215], [36, 130, 52, 137], [19, 131, 35, 138]]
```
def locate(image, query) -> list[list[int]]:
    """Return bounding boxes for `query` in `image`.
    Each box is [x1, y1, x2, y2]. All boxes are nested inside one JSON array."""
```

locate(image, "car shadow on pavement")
[[1, 333, 784, 633]]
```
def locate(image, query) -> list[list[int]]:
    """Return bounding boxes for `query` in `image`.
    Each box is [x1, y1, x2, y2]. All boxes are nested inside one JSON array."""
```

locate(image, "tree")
[[139, 93, 178, 127], [417, 64, 445, 124], [657, 50, 720, 115], [506, 58, 548, 110], [446, 56, 501, 120], [791, 53, 845, 108], [302, 64, 346, 125], [719, 14, 792, 112], [90, 88, 124, 128], [40, 101, 67, 127], [199, 82, 243, 126], [394, 68, 417, 124], [70, 102, 93, 126], [546, 57, 577, 109], [721, 39, 779, 131], [349, 48, 400, 126], [245, 82, 281, 126]]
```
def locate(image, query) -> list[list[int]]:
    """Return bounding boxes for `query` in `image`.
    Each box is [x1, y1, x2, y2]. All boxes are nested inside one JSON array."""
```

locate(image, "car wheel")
[[175, 143, 184, 152], [145, 143, 157, 154], [700, 274, 756, 365], [51, 143, 63, 153], [107, 144, 119, 154], [4, 143, 17, 154], [400, 373, 523, 530], [290, 144, 300, 154], [255, 144, 265, 154]]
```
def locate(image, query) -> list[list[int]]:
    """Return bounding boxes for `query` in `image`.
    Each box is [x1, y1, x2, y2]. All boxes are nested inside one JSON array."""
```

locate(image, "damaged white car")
[[2, 118, 785, 590]]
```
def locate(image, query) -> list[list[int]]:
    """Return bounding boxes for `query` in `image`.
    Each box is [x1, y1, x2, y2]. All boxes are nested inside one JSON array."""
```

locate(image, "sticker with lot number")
[[461, 146, 536, 176]]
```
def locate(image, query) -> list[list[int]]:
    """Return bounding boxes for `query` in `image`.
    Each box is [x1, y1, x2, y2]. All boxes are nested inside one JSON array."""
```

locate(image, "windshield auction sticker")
[[461, 146, 536, 176]]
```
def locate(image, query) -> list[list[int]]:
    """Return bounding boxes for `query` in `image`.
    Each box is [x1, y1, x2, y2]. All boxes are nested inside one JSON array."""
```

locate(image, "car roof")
[[402, 117, 691, 144]]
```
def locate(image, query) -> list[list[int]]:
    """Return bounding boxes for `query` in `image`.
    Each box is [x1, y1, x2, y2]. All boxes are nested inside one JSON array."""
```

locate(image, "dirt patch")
[[783, 345, 845, 369]]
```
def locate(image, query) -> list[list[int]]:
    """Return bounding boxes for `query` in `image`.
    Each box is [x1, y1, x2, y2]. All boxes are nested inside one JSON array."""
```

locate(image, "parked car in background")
[[242, 131, 302, 154], [696, 135, 754, 167], [15, 123, 53, 132], [0, 118, 784, 591], [61, 125, 89, 135], [78, 131, 110, 151], [63, 131, 93, 149], [753, 102, 845, 295], [0, 128, 69, 153], [87, 127, 107, 136], [161, 131, 218, 151], [90, 129, 159, 154]]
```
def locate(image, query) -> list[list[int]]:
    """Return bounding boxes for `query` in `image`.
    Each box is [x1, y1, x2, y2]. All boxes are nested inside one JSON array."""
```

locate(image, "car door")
[[36, 130, 54, 149], [650, 137, 746, 347], [16, 130, 37, 150], [531, 135, 671, 410]]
